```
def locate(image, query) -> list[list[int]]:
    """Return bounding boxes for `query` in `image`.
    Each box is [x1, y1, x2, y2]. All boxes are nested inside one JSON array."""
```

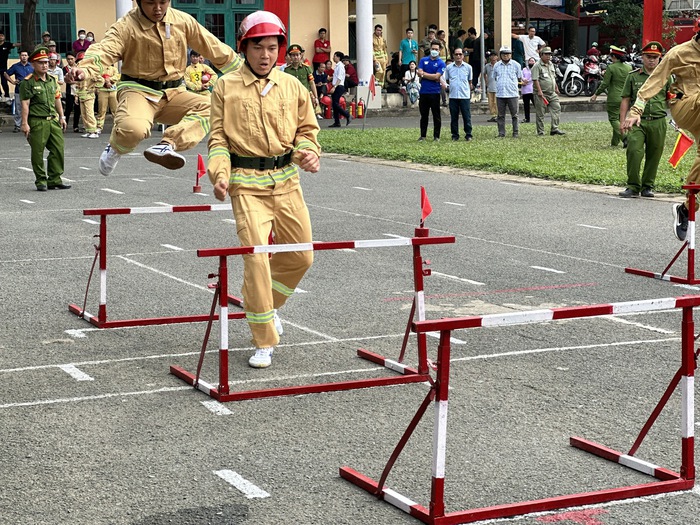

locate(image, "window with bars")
[[173, 0, 262, 50], [5, 0, 75, 58]]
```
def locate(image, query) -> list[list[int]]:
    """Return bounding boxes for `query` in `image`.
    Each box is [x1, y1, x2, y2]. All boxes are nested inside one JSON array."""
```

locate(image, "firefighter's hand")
[[65, 66, 85, 83], [297, 150, 320, 173], [622, 114, 640, 131], [214, 179, 229, 201]]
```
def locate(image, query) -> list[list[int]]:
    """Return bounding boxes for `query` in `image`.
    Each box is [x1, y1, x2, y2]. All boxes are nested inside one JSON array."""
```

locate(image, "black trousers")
[[522, 93, 534, 121], [419, 93, 441, 139], [331, 85, 350, 124], [0, 69, 9, 98], [64, 92, 81, 130]]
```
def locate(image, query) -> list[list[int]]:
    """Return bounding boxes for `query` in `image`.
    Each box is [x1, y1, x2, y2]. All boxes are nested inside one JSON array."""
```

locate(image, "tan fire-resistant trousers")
[[232, 188, 313, 349], [110, 88, 210, 154], [96, 90, 117, 130]]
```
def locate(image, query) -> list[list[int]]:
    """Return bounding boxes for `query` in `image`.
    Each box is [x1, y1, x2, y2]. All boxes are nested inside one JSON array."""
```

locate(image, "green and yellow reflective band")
[[271, 279, 295, 297], [208, 147, 230, 163], [116, 81, 164, 98], [219, 54, 243, 75], [294, 141, 315, 153], [231, 165, 298, 187], [246, 310, 275, 324], [182, 112, 210, 134]]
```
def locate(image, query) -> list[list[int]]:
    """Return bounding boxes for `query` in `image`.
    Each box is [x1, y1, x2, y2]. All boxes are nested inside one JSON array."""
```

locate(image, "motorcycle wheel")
[[563, 77, 584, 97]]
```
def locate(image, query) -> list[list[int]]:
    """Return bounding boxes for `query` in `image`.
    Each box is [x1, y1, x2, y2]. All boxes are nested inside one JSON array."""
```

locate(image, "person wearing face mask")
[[531, 47, 565, 136], [521, 57, 535, 123], [72, 29, 91, 56], [207, 11, 320, 369], [66, 0, 241, 176], [493, 45, 522, 138], [86, 32, 96, 45], [417, 40, 447, 141]]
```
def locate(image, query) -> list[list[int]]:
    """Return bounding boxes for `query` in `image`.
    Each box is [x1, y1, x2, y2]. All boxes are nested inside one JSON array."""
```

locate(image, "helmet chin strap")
[[136, 1, 165, 24], [244, 58, 275, 79]]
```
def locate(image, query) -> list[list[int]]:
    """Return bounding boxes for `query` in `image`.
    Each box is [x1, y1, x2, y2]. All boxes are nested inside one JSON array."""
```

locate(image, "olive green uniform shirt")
[[595, 60, 633, 103], [530, 60, 557, 94], [20, 72, 61, 117], [621, 68, 669, 118], [284, 64, 314, 92]]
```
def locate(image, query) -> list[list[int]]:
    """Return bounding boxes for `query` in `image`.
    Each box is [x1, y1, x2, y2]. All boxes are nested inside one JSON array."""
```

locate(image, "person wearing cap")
[[591, 45, 632, 147], [74, 51, 99, 139], [421, 26, 438, 57], [47, 53, 64, 86], [373, 24, 388, 87], [341, 55, 359, 89], [46, 41, 58, 56], [417, 40, 447, 141], [184, 50, 217, 95], [41, 31, 51, 46], [67, 0, 241, 176], [493, 45, 522, 138], [72, 29, 91, 55], [284, 43, 319, 108], [207, 11, 320, 369], [617, 42, 670, 199], [531, 46, 565, 136], [587, 42, 601, 57], [20, 47, 70, 191], [4, 50, 33, 132], [96, 63, 120, 133]]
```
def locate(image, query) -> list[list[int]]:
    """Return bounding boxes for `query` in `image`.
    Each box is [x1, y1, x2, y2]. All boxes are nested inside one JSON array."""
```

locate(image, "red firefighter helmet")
[[237, 11, 287, 52]]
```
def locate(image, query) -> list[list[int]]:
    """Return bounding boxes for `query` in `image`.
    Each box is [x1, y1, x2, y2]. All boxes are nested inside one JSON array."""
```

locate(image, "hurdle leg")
[[413, 227, 430, 375], [194, 281, 220, 387], [681, 305, 695, 480], [217, 256, 230, 396], [688, 192, 696, 283], [429, 329, 451, 519]]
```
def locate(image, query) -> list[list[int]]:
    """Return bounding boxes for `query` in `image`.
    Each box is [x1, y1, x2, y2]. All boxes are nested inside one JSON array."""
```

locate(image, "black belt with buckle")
[[29, 115, 56, 120], [230, 151, 293, 170], [120, 74, 183, 90], [642, 115, 666, 121]]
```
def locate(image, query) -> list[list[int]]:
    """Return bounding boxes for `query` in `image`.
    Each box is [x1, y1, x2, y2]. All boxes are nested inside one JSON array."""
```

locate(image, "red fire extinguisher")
[[321, 95, 332, 119], [339, 96, 347, 119], [350, 100, 357, 118], [357, 99, 365, 119]]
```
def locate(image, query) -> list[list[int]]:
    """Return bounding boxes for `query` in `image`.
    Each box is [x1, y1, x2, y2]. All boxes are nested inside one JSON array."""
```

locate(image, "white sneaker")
[[248, 347, 274, 368], [81, 132, 91, 138], [86, 132, 100, 139], [273, 309, 283, 336], [99, 144, 122, 176], [143, 142, 186, 170]]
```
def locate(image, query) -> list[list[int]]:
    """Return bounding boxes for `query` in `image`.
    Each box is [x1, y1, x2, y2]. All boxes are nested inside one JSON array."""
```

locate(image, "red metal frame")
[[341, 295, 700, 524], [68, 204, 244, 329], [626, 184, 700, 284], [169, 228, 456, 401]]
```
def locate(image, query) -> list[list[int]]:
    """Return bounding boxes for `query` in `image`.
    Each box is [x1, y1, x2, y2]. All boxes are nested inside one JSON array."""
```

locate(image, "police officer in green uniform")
[[283, 44, 319, 109], [591, 45, 632, 147], [619, 41, 670, 198], [20, 46, 70, 191]]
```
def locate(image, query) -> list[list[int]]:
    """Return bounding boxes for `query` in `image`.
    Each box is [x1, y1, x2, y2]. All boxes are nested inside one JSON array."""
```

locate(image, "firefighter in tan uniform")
[[68, 0, 241, 175], [185, 50, 218, 95], [623, 19, 700, 242], [208, 11, 320, 369], [96, 64, 119, 132], [373, 24, 388, 86]]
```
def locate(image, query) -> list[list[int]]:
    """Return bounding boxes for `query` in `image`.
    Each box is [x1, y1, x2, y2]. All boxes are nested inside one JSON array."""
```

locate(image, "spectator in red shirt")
[[313, 28, 331, 71], [72, 29, 91, 55], [587, 42, 601, 57], [341, 55, 358, 88]]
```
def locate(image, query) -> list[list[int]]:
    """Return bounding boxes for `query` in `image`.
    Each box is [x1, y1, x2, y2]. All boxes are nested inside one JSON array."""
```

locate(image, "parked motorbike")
[[582, 54, 602, 96], [552, 53, 585, 97]]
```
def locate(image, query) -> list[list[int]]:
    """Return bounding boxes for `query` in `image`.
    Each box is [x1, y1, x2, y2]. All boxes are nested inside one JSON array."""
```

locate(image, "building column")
[[357, 0, 380, 108], [493, 0, 512, 53], [462, 0, 480, 33], [116, 0, 131, 19]]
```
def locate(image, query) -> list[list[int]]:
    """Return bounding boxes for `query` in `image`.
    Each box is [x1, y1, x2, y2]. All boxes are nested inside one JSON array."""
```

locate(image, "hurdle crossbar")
[[626, 184, 700, 284], [169, 228, 456, 402], [340, 295, 699, 524], [68, 203, 244, 329]]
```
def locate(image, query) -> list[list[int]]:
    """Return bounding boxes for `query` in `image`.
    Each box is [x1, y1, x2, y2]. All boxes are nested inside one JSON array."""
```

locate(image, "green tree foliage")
[[600, 0, 643, 49]]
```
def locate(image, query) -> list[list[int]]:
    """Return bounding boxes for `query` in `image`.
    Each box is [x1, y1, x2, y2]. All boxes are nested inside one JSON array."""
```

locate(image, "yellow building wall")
[[75, 0, 130, 41], [288, 0, 330, 58]]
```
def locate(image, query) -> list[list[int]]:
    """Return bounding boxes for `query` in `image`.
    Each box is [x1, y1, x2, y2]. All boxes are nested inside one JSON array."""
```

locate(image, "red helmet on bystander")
[[237, 11, 287, 52]]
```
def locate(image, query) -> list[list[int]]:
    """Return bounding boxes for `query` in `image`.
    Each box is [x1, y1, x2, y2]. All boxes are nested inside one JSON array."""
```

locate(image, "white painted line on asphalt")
[[222, 219, 236, 224], [132, 178, 146, 182], [116, 256, 210, 292], [444, 201, 466, 207], [499, 181, 519, 186], [295, 288, 309, 294], [432, 271, 485, 286], [281, 318, 336, 340], [58, 364, 94, 381], [160, 244, 184, 251], [18, 166, 33, 172], [383, 233, 409, 239], [0, 386, 191, 409], [101, 188, 124, 194], [339, 248, 357, 252], [602, 315, 674, 335], [82, 219, 99, 225], [63, 178, 75, 182], [426, 331, 466, 345], [201, 400, 233, 416], [530, 266, 566, 274], [675, 284, 700, 291], [19, 199, 34, 204], [213, 470, 270, 499], [353, 186, 372, 191], [195, 192, 209, 197], [127, 152, 140, 156], [452, 338, 679, 363], [578, 224, 607, 230], [153, 201, 170, 206], [79, 167, 91, 171]]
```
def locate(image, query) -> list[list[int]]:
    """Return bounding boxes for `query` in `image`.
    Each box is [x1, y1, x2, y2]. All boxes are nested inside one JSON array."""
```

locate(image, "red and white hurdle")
[[68, 203, 244, 329], [169, 227, 456, 402], [340, 295, 699, 524], [626, 184, 700, 285]]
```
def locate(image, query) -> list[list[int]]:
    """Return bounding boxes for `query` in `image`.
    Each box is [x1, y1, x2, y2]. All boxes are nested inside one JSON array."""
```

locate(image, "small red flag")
[[421, 186, 433, 222], [369, 74, 376, 100], [669, 130, 694, 169], [197, 153, 206, 180]]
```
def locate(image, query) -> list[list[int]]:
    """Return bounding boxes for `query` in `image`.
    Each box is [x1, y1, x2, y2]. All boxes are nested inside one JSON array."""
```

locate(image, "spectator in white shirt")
[[328, 51, 351, 127], [519, 26, 545, 62]]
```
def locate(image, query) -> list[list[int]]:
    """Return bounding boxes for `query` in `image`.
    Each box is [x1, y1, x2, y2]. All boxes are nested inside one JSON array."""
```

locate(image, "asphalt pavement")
[[2, 114, 700, 525]]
